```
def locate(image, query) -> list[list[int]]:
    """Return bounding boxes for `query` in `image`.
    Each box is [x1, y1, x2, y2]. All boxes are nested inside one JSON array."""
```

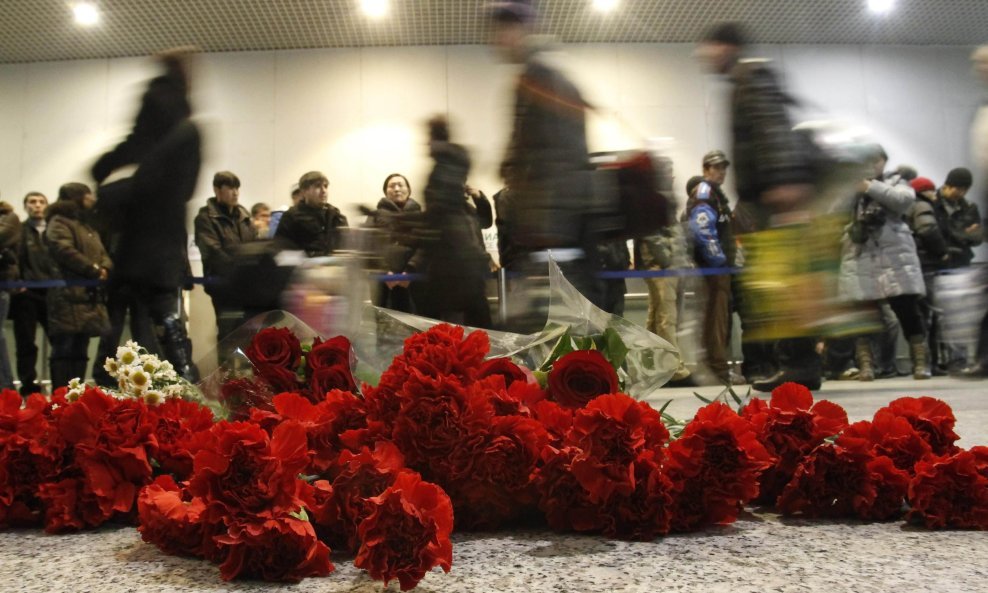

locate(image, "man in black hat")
[[683, 151, 741, 385], [697, 22, 822, 391]]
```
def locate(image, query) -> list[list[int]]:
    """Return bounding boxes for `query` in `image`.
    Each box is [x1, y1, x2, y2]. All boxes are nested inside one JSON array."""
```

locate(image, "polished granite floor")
[[1, 376, 986, 593]]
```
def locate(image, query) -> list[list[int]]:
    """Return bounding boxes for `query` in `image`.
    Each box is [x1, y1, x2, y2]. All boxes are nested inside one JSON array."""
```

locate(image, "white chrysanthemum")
[[163, 384, 184, 398], [67, 377, 82, 390], [130, 368, 150, 390], [144, 390, 164, 405], [116, 346, 138, 366], [142, 359, 160, 374], [103, 357, 120, 376], [124, 340, 141, 350], [159, 360, 175, 373], [66, 388, 83, 402]]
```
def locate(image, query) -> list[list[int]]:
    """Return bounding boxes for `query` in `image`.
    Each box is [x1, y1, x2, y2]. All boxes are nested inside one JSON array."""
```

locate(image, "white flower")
[[144, 390, 164, 405], [142, 359, 160, 374], [103, 358, 120, 376], [116, 346, 138, 366], [130, 368, 151, 391], [163, 384, 185, 398], [67, 377, 82, 390], [66, 388, 83, 402], [124, 340, 141, 351]]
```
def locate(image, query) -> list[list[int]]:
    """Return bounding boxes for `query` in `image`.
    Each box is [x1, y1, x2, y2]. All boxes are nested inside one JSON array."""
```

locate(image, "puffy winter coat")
[[0, 204, 22, 283], [838, 175, 925, 301], [274, 202, 348, 257], [45, 201, 112, 336]]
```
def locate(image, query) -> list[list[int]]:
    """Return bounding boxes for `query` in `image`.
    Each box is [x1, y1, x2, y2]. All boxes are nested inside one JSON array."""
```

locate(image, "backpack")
[[588, 150, 674, 241]]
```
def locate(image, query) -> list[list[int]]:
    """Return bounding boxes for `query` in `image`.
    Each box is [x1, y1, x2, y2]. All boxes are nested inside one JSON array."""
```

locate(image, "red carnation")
[[215, 515, 334, 582], [838, 411, 933, 474], [547, 350, 619, 409], [272, 391, 368, 474], [329, 441, 408, 552], [566, 393, 669, 503], [188, 420, 309, 517], [777, 443, 909, 521], [665, 402, 773, 531], [147, 398, 215, 480], [399, 324, 489, 380], [881, 396, 960, 456], [355, 472, 453, 591], [245, 327, 303, 370], [741, 382, 848, 505], [137, 475, 209, 557], [907, 449, 988, 529]]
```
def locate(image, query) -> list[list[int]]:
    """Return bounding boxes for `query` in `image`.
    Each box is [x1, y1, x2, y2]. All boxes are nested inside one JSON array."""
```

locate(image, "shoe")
[[19, 383, 43, 396], [838, 367, 860, 381], [955, 362, 988, 379], [728, 370, 747, 386], [908, 335, 932, 380], [855, 339, 875, 382], [752, 370, 821, 392], [665, 374, 699, 388]]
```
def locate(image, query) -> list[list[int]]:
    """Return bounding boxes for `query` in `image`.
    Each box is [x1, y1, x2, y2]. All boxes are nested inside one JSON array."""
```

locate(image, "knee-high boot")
[[159, 314, 200, 383]]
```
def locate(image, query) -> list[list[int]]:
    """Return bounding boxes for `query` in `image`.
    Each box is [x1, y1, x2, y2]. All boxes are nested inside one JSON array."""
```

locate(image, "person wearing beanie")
[[696, 22, 821, 392], [906, 175, 950, 374], [934, 167, 982, 269]]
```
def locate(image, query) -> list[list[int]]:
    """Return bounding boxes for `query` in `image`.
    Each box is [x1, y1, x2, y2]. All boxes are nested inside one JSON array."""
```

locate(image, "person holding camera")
[[838, 145, 929, 381]]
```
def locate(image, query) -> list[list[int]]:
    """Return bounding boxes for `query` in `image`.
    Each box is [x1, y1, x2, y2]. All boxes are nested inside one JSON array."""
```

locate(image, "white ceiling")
[[3, 0, 987, 64]]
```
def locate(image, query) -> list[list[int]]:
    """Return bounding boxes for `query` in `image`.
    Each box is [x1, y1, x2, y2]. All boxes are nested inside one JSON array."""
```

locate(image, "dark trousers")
[[10, 289, 49, 390], [92, 280, 158, 385], [377, 283, 415, 314], [600, 279, 627, 316], [50, 333, 91, 390]]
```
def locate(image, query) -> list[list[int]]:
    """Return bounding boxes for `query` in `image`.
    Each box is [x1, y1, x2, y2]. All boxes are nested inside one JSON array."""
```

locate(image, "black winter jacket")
[[274, 202, 348, 257], [194, 197, 257, 292], [933, 191, 983, 268]]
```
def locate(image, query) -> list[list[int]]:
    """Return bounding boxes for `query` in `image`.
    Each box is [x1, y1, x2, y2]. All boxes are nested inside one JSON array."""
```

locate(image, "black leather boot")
[[160, 314, 200, 383]]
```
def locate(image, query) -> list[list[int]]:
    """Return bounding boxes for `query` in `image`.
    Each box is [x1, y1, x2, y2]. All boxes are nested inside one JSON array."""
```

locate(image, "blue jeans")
[[0, 292, 14, 389]]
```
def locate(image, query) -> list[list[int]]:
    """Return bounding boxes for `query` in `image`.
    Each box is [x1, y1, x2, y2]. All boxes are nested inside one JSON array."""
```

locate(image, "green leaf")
[[693, 391, 714, 404], [290, 507, 310, 522], [532, 370, 549, 389], [573, 336, 596, 351], [657, 399, 673, 415], [728, 387, 743, 407], [538, 332, 576, 372], [600, 327, 630, 370]]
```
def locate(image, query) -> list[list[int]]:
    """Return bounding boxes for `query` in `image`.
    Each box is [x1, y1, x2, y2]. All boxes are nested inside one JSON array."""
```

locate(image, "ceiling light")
[[593, 0, 620, 13], [72, 2, 100, 26], [867, 0, 895, 15], [360, 0, 389, 19]]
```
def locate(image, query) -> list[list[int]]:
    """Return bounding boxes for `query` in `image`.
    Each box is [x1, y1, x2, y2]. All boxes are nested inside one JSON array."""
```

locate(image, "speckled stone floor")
[[2, 376, 986, 593]]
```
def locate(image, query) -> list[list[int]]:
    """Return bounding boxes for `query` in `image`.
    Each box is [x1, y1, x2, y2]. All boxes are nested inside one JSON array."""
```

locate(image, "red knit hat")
[[910, 177, 935, 194]]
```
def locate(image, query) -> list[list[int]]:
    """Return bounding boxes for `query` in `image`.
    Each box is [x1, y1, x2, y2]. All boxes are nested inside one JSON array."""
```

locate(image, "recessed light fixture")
[[361, 0, 389, 19], [867, 0, 895, 15], [593, 0, 620, 13], [72, 2, 100, 27]]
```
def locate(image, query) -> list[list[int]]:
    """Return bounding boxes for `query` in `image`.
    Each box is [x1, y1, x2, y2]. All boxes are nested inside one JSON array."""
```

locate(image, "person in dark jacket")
[[907, 177, 951, 374], [596, 239, 631, 316], [697, 22, 820, 392], [370, 173, 424, 313], [491, 1, 602, 316], [0, 200, 21, 391], [11, 192, 55, 395], [417, 116, 492, 328], [44, 183, 112, 391], [275, 171, 348, 257], [194, 171, 258, 344], [932, 167, 982, 370], [933, 168, 982, 269], [90, 49, 201, 382]]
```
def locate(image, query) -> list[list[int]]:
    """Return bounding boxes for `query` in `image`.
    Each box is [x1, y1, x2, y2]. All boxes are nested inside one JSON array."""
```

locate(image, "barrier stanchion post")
[[497, 267, 509, 326]]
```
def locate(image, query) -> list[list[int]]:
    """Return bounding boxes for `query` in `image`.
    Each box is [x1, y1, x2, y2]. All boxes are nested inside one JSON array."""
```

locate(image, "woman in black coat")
[[90, 50, 201, 381]]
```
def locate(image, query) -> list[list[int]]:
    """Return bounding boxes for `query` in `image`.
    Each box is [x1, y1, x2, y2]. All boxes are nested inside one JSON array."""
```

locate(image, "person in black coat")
[[90, 49, 201, 382], [11, 191, 55, 395], [194, 171, 258, 346], [370, 173, 424, 313], [416, 116, 492, 328], [275, 171, 348, 257]]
